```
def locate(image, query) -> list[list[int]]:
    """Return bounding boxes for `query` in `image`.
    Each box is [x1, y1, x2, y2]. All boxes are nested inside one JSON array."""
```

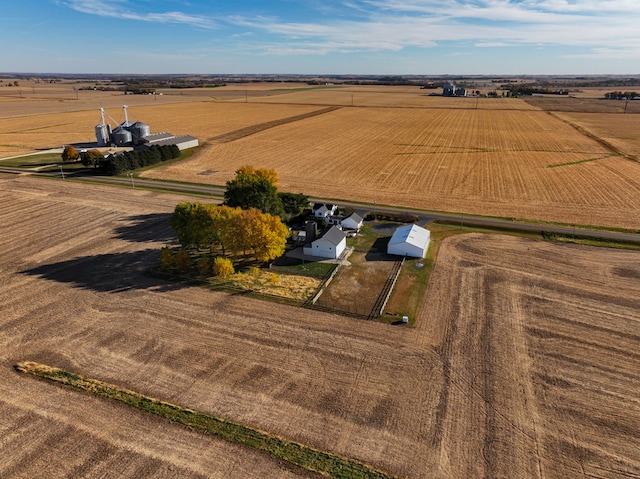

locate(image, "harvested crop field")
[[0, 101, 320, 158], [243, 86, 537, 110], [144, 104, 640, 229], [2, 175, 640, 478], [4, 83, 640, 229], [555, 111, 640, 159]]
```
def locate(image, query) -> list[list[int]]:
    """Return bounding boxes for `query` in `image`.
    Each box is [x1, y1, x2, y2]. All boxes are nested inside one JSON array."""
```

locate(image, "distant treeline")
[[101, 144, 180, 176], [501, 84, 569, 96], [604, 91, 640, 100]]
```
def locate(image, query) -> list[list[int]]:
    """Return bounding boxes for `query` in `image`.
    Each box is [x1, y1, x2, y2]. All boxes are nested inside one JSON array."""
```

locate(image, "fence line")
[[368, 257, 405, 319]]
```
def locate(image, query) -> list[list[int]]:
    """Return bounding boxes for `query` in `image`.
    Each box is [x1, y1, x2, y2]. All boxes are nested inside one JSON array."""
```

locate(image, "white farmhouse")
[[303, 226, 346, 259], [313, 203, 337, 219], [387, 224, 431, 258]]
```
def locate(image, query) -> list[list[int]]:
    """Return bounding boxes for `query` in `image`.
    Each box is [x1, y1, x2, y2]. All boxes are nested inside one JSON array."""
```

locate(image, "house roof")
[[317, 225, 346, 246], [346, 212, 363, 223], [146, 134, 198, 147], [388, 224, 430, 248], [313, 203, 336, 211]]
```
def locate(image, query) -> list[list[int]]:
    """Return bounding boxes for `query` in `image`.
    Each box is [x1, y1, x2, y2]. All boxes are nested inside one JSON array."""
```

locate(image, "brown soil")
[[318, 250, 399, 316], [2, 175, 640, 478]]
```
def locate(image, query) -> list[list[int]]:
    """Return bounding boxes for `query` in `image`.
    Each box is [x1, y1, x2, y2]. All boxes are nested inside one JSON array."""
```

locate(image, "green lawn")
[[0, 152, 65, 168]]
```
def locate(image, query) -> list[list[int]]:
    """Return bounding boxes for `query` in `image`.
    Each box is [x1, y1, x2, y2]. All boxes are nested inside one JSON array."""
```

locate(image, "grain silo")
[[129, 121, 151, 144], [112, 126, 132, 146], [95, 123, 109, 146], [95, 108, 110, 146]]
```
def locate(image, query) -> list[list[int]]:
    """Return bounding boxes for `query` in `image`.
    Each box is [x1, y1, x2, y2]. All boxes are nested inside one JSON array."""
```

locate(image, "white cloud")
[[563, 47, 640, 60], [58, 0, 640, 57], [59, 0, 216, 28]]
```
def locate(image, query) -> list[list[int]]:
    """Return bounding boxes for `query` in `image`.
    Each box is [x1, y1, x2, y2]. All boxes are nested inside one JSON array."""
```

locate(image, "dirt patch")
[[316, 249, 399, 317]]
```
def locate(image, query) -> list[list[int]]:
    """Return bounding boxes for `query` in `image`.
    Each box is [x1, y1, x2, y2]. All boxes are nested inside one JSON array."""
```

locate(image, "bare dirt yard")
[[316, 247, 400, 317], [2, 174, 640, 478]]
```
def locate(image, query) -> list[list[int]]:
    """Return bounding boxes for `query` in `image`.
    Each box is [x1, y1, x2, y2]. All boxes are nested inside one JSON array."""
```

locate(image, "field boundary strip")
[[209, 106, 341, 143], [548, 111, 639, 163], [15, 361, 400, 479]]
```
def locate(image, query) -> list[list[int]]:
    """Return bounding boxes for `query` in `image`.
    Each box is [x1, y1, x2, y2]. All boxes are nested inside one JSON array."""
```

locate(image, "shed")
[[341, 212, 363, 231], [303, 225, 346, 259], [387, 224, 430, 258]]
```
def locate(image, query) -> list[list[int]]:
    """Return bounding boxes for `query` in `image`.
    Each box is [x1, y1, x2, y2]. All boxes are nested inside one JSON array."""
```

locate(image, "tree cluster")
[[604, 91, 639, 100], [170, 203, 289, 263], [101, 144, 180, 175], [80, 149, 104, 168], [223, 165, 309, 221], [500, 84, 569, 96], [223, 165, 284, 217]]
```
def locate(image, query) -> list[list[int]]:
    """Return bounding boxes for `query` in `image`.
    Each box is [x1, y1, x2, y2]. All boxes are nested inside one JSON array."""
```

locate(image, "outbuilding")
[[303, 225, 346, 259], [340, 212, 363, 231], [387, 224, 430, 258]]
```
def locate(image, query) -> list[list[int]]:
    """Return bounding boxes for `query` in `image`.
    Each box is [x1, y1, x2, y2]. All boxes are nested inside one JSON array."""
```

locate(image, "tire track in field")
[[548, 111, 639, 163], [207, 106, 341, 143]]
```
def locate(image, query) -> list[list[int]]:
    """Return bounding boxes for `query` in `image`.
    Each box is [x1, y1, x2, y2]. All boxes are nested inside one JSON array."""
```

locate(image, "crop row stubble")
[[1, 176, 640, 478], [145, 104, 640, 229]]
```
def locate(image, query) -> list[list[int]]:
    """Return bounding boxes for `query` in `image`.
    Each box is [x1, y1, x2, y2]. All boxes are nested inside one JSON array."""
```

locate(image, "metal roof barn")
[[387, 224, 431, 258]]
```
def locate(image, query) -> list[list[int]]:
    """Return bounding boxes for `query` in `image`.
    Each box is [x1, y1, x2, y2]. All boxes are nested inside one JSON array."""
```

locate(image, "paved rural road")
[[2, 166, 639, 244]]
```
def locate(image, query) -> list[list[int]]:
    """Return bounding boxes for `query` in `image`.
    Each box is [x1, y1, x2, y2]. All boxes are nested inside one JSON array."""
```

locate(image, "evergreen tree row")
[[101, 144, 181, 175]]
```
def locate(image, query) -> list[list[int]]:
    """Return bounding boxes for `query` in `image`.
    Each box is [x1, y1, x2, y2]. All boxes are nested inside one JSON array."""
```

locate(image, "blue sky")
[[2, 0, 639, 75]]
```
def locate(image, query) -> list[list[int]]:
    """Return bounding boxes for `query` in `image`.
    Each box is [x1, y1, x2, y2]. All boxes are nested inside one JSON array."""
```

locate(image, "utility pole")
[[59, 165, 65, 180]]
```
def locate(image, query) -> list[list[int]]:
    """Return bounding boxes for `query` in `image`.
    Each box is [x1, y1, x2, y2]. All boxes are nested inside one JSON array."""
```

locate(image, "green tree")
[[278, 192, 309, 218], [223, 166, 284, 218], [170, 202, 214, 248], [61, 145, 80, 162], [80, 149, 104, 168]]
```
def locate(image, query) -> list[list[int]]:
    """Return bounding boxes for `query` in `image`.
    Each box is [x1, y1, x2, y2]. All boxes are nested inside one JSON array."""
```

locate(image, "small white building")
[[326, 212, 364, 231], [387, 224, 430, 258], [303, 226, 346, 259], [340, 212, 363, 231]]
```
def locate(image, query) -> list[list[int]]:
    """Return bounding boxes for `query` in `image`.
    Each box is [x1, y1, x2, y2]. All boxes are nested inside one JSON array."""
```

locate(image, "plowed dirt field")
[[2, 175, 639, 478]]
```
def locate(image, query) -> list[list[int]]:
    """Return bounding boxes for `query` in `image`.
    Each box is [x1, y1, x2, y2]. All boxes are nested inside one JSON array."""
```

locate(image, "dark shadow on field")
[[365, 237, 396, 261], [21, 249, 184, 293], [114, 213, 178, 244]]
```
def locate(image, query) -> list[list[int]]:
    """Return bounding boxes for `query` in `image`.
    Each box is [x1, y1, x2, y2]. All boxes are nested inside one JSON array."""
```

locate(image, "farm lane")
[[2, 168, 639, 245]]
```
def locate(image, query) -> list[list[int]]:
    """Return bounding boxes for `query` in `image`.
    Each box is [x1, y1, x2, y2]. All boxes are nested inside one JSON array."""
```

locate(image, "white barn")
[[387, 224, 430, 258], [303, 226, 346, 259]]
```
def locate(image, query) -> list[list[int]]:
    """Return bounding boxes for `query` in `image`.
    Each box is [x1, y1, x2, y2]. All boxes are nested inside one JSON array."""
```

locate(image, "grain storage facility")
[[94, 106, 198, 150]]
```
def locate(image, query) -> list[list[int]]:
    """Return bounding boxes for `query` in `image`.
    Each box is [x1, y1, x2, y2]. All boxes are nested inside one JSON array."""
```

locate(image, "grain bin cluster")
[[95, 105, 198, 150]]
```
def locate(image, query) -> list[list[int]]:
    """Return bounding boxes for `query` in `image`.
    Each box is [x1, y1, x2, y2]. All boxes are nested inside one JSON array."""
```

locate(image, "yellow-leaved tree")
[[238, 208, 289, 262]]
